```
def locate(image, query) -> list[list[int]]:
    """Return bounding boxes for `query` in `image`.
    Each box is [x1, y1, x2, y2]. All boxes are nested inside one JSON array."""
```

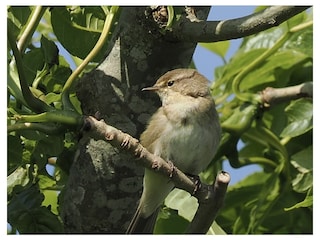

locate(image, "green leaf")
[[291, 146, 312, 172], [44, 92, 61, 105], [22, 48, 44, 85], [285, 28, 313, 58], [281, 99, 313, 138], [35, 135, 65, 157], [286, 9, 307, 30], [285, 190, 312, 211], [199, 41, 230, 60], [38, 174, 56, 190], [7, 166, 31, 196], [233, 171, 281, 233], [216, 172, 270, 232], [8, 184, 44, 221], [291, 172, 312, 193], [165, 188, 197, 221], [240, 27, 285, 53], [154, 207, 189, 234], [40, 35, 59, 65], [42, 190, 60, 215], [8, 58, 27, 106], [240, 50, 309, 91], [51, 7, 107, 61], [221, 103, 257, 135], [42, 66, 72, 93], [212, 49, 266, 97], [8, 6, 32, 30], [8, 135, 23, 171], [207, 221, 226, 235], [248, 172, 281, 233]]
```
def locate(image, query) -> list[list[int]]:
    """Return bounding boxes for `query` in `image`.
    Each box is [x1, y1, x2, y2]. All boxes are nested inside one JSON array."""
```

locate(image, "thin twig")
[[261, 82, 313, 107]]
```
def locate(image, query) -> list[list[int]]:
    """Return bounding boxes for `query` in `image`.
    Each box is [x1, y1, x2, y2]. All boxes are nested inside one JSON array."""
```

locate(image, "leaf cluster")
[[7, 6, 118, 233], [197, 9, 313, 234]]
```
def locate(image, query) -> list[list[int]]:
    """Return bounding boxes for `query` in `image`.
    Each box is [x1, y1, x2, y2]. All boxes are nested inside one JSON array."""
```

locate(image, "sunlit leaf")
[[165, 188, 197, 221], [285, 190, 312, 211], [240, 50, 309, 91], [199, 41, 230, 60], [281, 99, 313, 137], [51, 7, 107, 61], [154, 207, 189, 234]]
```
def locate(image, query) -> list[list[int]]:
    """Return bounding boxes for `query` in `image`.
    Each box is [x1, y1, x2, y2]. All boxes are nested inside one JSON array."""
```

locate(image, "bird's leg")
[[166, 160, 176, 178], [186, 174, 202, 196]]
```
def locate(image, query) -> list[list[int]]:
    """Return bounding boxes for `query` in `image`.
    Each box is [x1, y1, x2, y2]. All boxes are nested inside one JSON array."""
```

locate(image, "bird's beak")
[[142, 86, 159, 91]]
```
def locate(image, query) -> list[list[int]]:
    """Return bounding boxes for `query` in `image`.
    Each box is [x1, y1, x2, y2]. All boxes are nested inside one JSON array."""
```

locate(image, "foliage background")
[[7, 6, 313, 234]]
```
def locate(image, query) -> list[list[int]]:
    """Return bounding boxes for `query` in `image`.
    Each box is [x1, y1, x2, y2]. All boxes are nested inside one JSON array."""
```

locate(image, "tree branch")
[[261, 81, 313, 107], [82, 116, 196, 194], [186, 171, 230, 234], [172, 6, 311, 42], [82, 116, 230, 233]]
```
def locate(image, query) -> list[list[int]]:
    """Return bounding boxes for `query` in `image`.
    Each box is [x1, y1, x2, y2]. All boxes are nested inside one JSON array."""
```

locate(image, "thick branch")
[[172, 6, 310, 42], [261, 82, 313, 107]]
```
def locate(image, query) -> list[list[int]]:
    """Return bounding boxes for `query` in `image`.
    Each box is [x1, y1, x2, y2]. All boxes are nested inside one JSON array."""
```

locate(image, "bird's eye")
[[167, 80, 174, 87]]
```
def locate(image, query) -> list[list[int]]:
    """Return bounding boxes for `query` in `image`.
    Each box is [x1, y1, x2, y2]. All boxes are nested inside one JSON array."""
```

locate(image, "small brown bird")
[[126, 68, 221, 233]]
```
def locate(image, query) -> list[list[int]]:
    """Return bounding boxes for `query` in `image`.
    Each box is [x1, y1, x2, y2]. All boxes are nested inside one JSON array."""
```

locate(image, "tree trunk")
[[60, 6, 210, 233]]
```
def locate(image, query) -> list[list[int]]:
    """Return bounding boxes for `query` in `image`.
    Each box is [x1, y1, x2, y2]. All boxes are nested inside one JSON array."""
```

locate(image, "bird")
[[126, 68, 221, 234]]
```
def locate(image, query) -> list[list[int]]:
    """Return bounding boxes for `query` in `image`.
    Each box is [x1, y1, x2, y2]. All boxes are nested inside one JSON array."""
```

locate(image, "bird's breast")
[[153, 115, 219, 175]]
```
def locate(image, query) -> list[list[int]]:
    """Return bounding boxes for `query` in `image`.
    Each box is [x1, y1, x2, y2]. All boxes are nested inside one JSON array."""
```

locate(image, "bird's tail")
[[126, 205, 159, 234]]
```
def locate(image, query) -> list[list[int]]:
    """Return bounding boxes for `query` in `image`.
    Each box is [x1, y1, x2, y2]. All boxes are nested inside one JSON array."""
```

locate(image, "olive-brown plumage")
[[126, 69, 221, 234]]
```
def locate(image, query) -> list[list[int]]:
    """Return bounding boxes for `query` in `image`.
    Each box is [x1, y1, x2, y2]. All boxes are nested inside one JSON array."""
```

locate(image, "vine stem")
[[17, 6, 47, 53], [8, 25, 52, 113], [61, 6, 120, 111], [232, 20, 313, 104]]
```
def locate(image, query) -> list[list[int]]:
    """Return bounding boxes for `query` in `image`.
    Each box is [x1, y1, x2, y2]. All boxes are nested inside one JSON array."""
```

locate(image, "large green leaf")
[[154, 207, 189, 234], [199, 41, 230, 60], [233, 171, 281, 233], [165, 188, 197, 221], [164, 188, 226, 234], [285, 189, 312, 211], [22, 48, 44, 85], [8, 181, 63, 233], [42, 65, 72, 93], [281, 99, 313, 138], [216, 172, 269, 232], [7, 6, 32, 39], [285, 28, 313, 58], [290, 146, 313, 193], [240, 50, 309, 91], [51, 7, 107, 61]]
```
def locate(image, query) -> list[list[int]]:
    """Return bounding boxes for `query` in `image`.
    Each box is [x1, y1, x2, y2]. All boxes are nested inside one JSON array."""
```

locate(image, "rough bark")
[[61, 6, 210, 233]]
